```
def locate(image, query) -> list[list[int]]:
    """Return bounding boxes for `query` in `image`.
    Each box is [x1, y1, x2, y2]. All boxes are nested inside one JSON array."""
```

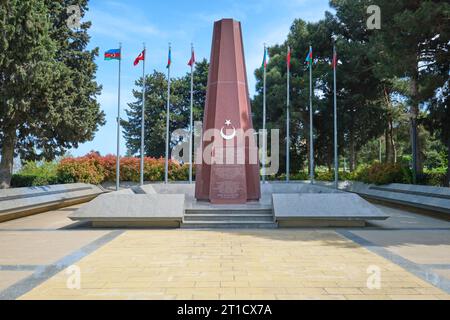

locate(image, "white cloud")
[[86, 7, 166, 41]]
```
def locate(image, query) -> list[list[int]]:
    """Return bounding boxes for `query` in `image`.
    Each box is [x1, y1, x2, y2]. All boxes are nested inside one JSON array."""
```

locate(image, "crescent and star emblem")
[[220, 120, 237, 140]]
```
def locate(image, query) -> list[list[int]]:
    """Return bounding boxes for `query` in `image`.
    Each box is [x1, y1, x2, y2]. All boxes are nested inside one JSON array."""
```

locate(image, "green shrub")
[[316, 171, 333, 181], [292, 171, 309, 180], [419, 168, 448, 187], [355, 162, 412, 185], [11, 161, 59, 187]]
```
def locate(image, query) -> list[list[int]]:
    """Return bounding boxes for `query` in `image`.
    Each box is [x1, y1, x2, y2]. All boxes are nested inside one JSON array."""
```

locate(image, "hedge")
[[11, 153, 190, 187], [57, 153, 190, 185], [10, 154, 448, 188], [11, 161, 59, 187]]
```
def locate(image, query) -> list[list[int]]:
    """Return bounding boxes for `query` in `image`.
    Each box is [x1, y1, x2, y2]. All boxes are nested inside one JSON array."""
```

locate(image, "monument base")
[[69, 182, 389, 229], [272, 193, 389, 228]]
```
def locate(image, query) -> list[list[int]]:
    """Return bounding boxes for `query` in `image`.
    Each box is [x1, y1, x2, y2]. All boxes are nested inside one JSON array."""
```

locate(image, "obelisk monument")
[[195, 19, 261, 204]]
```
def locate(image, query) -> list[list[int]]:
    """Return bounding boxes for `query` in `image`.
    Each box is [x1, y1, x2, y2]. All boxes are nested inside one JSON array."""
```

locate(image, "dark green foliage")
[[122, 59, 209, 157], [251, 0, 449, 184], [0, 0, 105, 188], [11, 161, 59, 187], [355, 162, 412, 185]]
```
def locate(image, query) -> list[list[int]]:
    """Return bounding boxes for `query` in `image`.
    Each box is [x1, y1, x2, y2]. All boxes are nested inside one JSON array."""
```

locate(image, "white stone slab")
[[103, 189, 135, 195], [138, 185, 157, 194], [0, 184, 104, 215], [273, 193, 389, 220], [325, 181, 450, 215], [70, 194, 185, 223]]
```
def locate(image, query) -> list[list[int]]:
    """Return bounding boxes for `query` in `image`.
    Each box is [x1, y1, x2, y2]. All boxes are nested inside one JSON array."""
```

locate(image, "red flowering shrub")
[[57, 153, 105, 184], [56, 153, 190, 184]]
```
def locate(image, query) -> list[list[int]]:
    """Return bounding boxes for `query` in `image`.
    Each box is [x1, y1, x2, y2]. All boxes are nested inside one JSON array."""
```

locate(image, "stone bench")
[[0, 183, 105, 222], [319, 181, 450, 215], [273, 193, 389, 227], [70, 193, 185, 228], [369, 183, 450, 200]]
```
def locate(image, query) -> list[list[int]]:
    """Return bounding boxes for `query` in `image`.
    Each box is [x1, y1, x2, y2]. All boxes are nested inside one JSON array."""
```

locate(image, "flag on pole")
[[188, 48, 195, 67], [287, 46, 291, 70], [261, 47, 269, 69], [188, 44, 195, 184], [332, 50, 338, 69], [305, 47, 313, 65], [167, 47, 172, 69], [106, 45, 123, 191], [105, 49, 121, 60], [134, 50, 145, 66]]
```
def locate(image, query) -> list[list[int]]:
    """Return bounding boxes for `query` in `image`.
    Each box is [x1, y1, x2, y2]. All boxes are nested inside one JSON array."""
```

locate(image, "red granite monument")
[[195, 19, 261, 204]]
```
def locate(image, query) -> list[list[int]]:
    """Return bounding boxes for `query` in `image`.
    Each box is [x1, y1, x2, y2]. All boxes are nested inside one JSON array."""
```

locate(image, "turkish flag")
[[287, 47, 291, 70], [134, 50, 145, 66], [188, 50, 195, 67]]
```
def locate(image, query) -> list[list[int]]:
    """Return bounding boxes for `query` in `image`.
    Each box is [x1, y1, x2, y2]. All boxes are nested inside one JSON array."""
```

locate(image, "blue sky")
[[73, 0, 331, 156]]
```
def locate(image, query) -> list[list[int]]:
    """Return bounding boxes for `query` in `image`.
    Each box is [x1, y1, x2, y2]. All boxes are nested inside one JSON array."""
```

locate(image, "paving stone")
[[12, 229, 449, 300]]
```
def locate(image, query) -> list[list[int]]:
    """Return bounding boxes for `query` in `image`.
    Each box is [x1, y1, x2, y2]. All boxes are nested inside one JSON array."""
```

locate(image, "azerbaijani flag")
[[134, 50, 145, 66], [167, 47, 172, 69], [287, 46, 291, 70], [305, 47, 313, 65], [261, 47, 269, 70], [104, 49, 121, 60]]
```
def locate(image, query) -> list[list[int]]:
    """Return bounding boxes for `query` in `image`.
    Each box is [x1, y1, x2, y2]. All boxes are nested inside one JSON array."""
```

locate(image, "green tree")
[[122, 59, 209, 158], [0, 0, 104, 188], [365, 0, 450, 178], [252, 15, 385, 175], [427, 84, 450, 186]]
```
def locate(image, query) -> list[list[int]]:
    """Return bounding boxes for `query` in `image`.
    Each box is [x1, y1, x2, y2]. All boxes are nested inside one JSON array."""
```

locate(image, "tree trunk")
[[327, 143, 332, 172], [349, 129, 356, 172], [410, 73, 423, 183], [385, 124, 396, 164], [384, 86, 396, 164], [0, 128, 16, 189]]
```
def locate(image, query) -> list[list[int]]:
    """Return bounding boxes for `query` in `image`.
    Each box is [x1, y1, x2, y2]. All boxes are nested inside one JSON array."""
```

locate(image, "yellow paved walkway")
[[20, 230, 449, 300]]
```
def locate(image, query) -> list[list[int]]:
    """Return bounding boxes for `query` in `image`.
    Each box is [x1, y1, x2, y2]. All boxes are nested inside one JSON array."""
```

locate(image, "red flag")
[[287, 46, 291, 70], [188, 50, 196, 67], [134, 50, 145, 66], [332, 50, 337, 69]]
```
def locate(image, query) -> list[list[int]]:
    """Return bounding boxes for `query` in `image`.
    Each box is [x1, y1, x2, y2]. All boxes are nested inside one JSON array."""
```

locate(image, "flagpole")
[[115, 43, 122, 191], [140, 44, 146, 186], [262, 44, 267, 184], [189, 43, 194, 184], [286, 46, 290, 183], [309, 45, 314, 184], [164, 43, 171, 184], [333, 43, 338, 189]]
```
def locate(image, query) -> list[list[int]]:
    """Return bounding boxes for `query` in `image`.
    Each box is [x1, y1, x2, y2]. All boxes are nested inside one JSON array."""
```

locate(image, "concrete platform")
[[2, 199, 450, 299], [69, 183, 389, 229], [70, 194, 185, 228], [273, 193, 389, 227], [319, 181, 450, 216], [0, 184, 104, 223]]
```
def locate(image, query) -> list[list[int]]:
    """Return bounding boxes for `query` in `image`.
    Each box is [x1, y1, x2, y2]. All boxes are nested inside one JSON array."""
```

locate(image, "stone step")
[[184, 214, 274, 222], [181, 221, 278, 229], [185, 209, 273, 216]]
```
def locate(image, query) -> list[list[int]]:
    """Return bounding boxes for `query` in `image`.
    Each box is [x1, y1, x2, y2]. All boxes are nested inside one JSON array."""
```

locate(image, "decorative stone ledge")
[[0, 184, 105, 223], [317, 181, 450, 215], [273, 193, 389, 227]]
